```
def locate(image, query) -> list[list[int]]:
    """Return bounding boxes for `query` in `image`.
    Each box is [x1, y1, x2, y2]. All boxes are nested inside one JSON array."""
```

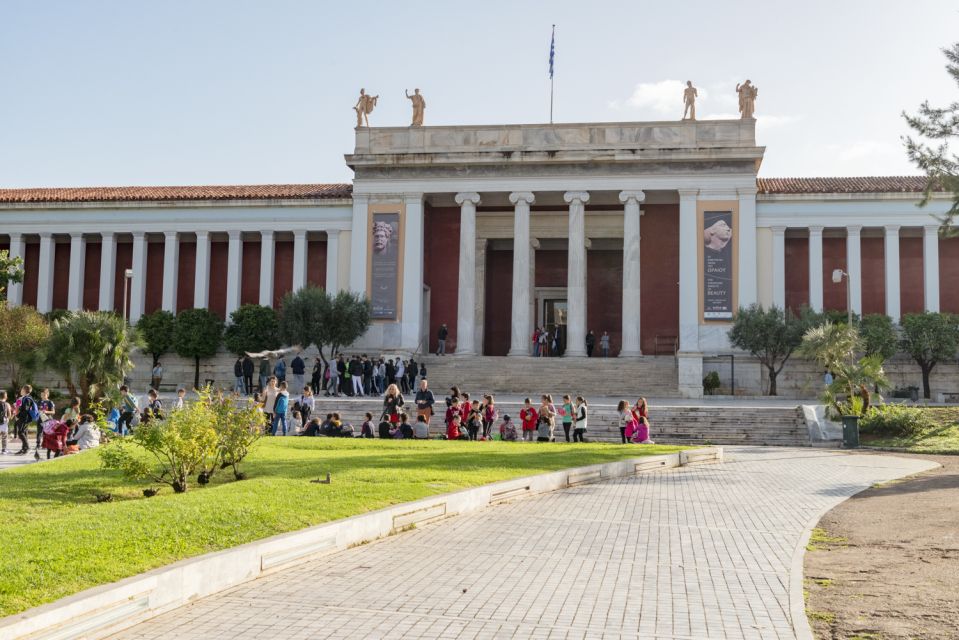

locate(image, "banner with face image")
[[702, 210, 734, 320], [370, 212, 400, 320]]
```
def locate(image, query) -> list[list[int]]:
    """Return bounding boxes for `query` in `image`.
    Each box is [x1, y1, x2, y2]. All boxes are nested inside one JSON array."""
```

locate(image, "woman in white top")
[[573, 396, 588, 443], [71, 415, 101, 450], [298, 385, 316, 425]]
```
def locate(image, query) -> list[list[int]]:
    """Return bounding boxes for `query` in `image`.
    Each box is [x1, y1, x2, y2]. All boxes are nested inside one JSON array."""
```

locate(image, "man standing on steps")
[[290, 352, 306, 396], [600, 331, 611, 358], [242, 354, 254, 395], [585, 330, 596, 357], [437, 324, 449, 355], [414, 378, 435, 427]]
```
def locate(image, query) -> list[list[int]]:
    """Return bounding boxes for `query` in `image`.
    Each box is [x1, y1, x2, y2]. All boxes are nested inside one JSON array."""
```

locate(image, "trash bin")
[[841, 415, 860, 449]]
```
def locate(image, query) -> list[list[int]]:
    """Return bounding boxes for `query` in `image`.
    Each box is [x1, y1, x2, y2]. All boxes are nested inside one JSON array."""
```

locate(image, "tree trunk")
[[767, 366, 778, 396], [194, 356, 201, 390], [921, 364, 933, 399]]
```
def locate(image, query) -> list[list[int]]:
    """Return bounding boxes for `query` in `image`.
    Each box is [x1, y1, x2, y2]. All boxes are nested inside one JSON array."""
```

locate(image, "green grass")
[[0, 438, 684, 617], [862, 407, 959, 454], [806, 527, 847, 551]]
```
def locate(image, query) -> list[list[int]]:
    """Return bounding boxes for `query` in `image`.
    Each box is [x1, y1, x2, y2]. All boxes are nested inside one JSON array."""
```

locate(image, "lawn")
[[862, 407, 959, 454], [0, 438, 684, 617]]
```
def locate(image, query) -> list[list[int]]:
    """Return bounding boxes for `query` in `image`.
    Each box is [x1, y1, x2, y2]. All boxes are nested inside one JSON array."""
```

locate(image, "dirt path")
[[804, 452, 959, 639]]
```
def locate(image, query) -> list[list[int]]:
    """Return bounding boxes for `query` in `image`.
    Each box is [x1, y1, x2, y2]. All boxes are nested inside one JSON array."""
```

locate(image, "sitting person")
[[301, 417, 323, 437], [360, 412, 376, 438], [536, 414, 554, 442], [142, 389, 163, 424], [413, 414, 430, 439], [398, 412, 414, 439], [68, 414, 101, 450], [633, 416, 654, 444], [446, 414, 466, 440], [500, 414, 518, 441]]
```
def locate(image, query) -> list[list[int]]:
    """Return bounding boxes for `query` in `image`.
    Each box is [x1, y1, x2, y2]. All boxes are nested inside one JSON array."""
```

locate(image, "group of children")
[[616, 398, 654, 444], [0, 385, 102, 459], [512, 394, 589, 442]]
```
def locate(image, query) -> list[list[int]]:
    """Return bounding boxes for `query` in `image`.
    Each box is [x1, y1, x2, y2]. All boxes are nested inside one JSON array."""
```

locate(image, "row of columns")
[[453, 189, 655, 357], [770, 224, 941, 321], [5, 230, 342, 322]]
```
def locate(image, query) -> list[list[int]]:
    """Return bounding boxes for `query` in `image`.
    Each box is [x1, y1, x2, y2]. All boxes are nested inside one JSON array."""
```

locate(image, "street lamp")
[[122, 268, 133, 323], [832, 269, 853, 325]]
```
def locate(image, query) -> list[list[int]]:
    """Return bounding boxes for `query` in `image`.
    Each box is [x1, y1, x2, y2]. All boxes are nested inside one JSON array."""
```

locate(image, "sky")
[[1, 0, 957, 188]]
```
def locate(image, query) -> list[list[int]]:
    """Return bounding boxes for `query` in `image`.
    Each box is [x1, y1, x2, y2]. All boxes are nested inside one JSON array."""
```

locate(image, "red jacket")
[[446, 421, 461, 440], [520, 407, 538, 431]]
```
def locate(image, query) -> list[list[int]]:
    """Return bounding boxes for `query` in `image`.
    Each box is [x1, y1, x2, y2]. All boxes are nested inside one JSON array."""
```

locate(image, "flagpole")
[[549, 24, 555, 124], [550, 74, 554, 124]]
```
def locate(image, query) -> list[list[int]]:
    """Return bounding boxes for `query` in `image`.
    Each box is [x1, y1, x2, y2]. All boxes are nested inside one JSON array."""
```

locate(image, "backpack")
[[21, 396, 40, 423]]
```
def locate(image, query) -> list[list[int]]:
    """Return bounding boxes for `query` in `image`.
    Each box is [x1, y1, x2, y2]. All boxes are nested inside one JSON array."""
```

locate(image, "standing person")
[[290, 353, 305, 395], [382, 384, 404, 426], [172, 388, 186, 411], [482, 395, 497, 439], [466, 401, 483, 441], [552, 328, 560, 357], [395, 359, 407, 394], [572, 396, 588, 442], [142, 390, 163, 424], [233, 357, 245, 394], [34, 388, 56, 458], [407, 357, 417, 391], [271, 382, 290, 436], [350, 355, 364, 397], [311, 359, 323, 397], [437, 323, 449, 355], [0, 390, 11, 455], [263, 377, 279, 428], [539, 329, 549, 357], [362, 355, 373, 396], [532, 327, 541, 357], [585, 331, 596, 357], [414, 379, 435, 427], [327, 357, 340, 397], [13, 385, 38, 455], [617, 400, 632, 444], [242, 354, 255, 395], [632, 397, 649, 424], [117, 386, 138, 436], [298, 385, 315, 427], [519, 398, 538, 442], [418, 361, 427, 383], [385, 358, 396, 393], [258, 358, 271, 393], [41, 419, 69, 459], [560, 394, 574, 442], [600, 331, 611, 358], [273, 357, 287, 385], [151, 361, 164, 390], [823, 369, 834, 387], [373, 358, 385, 395], [537, 394, 556, 443], [337, 355, 348, 396]]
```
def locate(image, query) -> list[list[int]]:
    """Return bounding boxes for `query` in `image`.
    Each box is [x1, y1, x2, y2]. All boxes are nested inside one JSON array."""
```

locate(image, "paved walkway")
[[108, 448, 934, 640]]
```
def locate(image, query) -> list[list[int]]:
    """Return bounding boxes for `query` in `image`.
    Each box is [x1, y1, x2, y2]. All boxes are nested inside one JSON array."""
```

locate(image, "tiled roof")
[[756, 176, 938, 195], [0, 183, 352, 204]]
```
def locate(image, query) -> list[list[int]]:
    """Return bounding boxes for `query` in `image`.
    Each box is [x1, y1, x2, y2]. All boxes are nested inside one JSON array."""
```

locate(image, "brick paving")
[[107, 448, 935, 640]]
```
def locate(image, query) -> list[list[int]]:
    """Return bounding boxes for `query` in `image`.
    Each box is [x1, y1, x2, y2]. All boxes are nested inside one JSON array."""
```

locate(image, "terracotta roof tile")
[[756, 176, 938, 195], [0, 183, 352, 204]]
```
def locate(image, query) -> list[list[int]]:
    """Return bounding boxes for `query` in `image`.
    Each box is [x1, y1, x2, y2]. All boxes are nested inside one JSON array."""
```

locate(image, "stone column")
[[884, 224, 901, 322], [348, 194, 369, 294], [194, 231, 210, 309], [678, 189, 699, 352], [325, 230, 340, 294], [402, 194, 425, 349], [129, 231, 147, 323], [259, 230, 275, 307], [619, 190, 645, 357], [474, 238, 487, 354], [67, 232, 86, 311], [37, 232, 55, 313], [846, 225, 862, 316], [292, 230, 307, 292], [564, 191, 590, 357], [808, 225, 824, 312], [508, 191, 535, 356], [225, 230, 243, 318], [454, 192, 481, 355], [161, 231, 179, 313], [923, 224, 940, 312], [737, 187, 758, 306], [99, 232, 117, 312], [771, 226, 786, 309], [6, 233, 25, 306]]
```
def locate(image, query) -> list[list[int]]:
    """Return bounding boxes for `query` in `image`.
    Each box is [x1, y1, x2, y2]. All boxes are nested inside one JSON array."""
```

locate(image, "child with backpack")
[[14, 385, 39, 455], [36, 388, 56, 459], [466, 401, 483, 441], [0, 390, 11, 454], [499, 414, 518, 441]]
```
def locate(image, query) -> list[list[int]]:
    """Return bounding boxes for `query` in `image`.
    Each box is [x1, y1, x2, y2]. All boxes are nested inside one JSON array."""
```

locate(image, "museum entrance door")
[[541, 298, 567, 356]]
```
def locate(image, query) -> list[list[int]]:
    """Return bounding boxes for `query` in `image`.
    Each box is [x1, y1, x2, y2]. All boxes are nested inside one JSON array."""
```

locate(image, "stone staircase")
[[309, 399, 812, 447], [414, 355, 679, 398]]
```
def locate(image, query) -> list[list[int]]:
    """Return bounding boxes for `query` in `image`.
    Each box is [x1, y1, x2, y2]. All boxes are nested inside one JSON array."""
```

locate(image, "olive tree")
[[224, 304, 280, 355], [278, 287, 371, 368], [136, 310, 176, 366], [899, 312, 959, 399], [728, 305, 819, 396], [173, 308, 223, 389], [0, 304, 50, 392]]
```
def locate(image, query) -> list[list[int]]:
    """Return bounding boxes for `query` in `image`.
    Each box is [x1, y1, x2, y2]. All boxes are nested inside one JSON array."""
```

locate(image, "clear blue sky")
[[2, 0, 957, 187]]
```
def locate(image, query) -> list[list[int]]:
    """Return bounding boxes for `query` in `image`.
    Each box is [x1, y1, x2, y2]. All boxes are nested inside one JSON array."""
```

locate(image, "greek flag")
[[548, 25, 555, 79]]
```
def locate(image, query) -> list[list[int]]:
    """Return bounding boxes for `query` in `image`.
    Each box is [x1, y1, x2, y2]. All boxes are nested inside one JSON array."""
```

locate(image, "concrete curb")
[[3, 447, 722, 640]]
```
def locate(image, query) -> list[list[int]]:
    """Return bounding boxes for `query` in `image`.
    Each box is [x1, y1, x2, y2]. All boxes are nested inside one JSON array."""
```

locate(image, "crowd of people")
[[0, 385, 102, 459]]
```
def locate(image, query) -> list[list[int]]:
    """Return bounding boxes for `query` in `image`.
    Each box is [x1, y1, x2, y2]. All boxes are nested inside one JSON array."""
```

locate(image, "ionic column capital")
[[195, 230, 209, 240], [618, 190, 646, 205], [131, 230, 146, 240], [293, 229, 307, 240], [808, 225, 824, 236], [563, 191, 590, 205], [164, 230, 178, 240], [678, 188, 699, 200], [509, 191, 535, 206], [39, 231, 53, 240], [101, 231, 115, 240], [454, 192, 481, 206], [261, 229, 274, 240], [846, 225, 863, 236], [884, 224, 901, 234], [70, 231, 84, 240]]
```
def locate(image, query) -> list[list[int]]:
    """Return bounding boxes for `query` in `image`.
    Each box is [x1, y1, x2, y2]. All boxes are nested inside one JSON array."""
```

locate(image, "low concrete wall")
[[2, 448, 722, 640]]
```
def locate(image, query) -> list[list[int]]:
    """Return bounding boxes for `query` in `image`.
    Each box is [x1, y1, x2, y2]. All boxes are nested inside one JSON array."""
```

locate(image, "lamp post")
[[832, 269, 852, 325], [123, 268, 133, 324]]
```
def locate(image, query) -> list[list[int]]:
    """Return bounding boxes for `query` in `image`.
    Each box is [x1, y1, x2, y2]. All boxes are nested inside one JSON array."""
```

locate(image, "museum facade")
[[1, 118, 955, 396]]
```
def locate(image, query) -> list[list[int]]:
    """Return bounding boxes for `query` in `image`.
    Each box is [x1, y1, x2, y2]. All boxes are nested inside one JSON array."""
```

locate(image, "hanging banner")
[[370, 211, 400, 319], [702, 210, 734, 320]]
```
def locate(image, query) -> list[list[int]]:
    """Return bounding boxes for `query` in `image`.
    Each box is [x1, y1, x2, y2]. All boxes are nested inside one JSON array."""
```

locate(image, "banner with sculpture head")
[[702, 210, 734, 320], [370, 212, 400, 319]]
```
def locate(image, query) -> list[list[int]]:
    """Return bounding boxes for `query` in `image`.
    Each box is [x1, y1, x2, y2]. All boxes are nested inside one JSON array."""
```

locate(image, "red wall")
[[900, 237, 924, 315], [423, 206, 460, 353], [209, 241, 228, 319], [22, 242, 38, 307], [177, 242, 196, 313], [483, 249, 513, 355], [822, 237, 847, 312], [940, 237, 959, 314], [534, 250, 566, 289], [83, 242, 101, 310], [639, 204, 679, 354], [241, 241, 261, 305], [145, 241, 164, 314], [273, 241, 293, 308], [307, 240, 327, 289], [784, 237, 808, 314], [587, 250, 623, 355], [113, 243, 132, 316], [52, 241, 70, 310], [861, 237, 885, 315]]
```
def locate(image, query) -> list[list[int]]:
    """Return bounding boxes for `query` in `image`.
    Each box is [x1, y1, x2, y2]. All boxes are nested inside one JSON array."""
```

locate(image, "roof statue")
[[682, 81, 698, 121], [353, 88, 379, 128], [736, 80, 758, 119], [405, 88, 426, 127]]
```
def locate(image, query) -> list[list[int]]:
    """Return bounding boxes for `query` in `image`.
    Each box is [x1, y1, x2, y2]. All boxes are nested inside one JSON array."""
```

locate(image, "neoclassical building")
[[1, 118, 954, 395]]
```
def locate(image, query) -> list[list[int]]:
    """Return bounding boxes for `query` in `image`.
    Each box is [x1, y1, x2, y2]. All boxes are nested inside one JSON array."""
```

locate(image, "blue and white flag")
[[548, 25, 555, 79]]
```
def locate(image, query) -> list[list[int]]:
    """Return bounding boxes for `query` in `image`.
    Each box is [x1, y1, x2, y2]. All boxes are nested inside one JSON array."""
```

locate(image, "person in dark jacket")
[[336, 355, 348, 396], [407, 357, 418, 389], [233, 358, 244, 394], [242, 355, 254, 395], [585, 331, 596, 357], [362, 355, 373, 395], [311, 359, 322, 395], [349, 356, 364, 397], [437, 324, 449, 355], [290, 354, 306, 396]]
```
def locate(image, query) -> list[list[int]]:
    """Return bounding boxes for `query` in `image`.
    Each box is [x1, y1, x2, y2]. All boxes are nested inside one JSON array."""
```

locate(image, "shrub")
[[703, 371, 721, 395], [859, 404, 936, 438], [204, 390, 266, 481], [136, 310, 176, 366], [173, 308, 224, 389], [224, 304, 279, 355]]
